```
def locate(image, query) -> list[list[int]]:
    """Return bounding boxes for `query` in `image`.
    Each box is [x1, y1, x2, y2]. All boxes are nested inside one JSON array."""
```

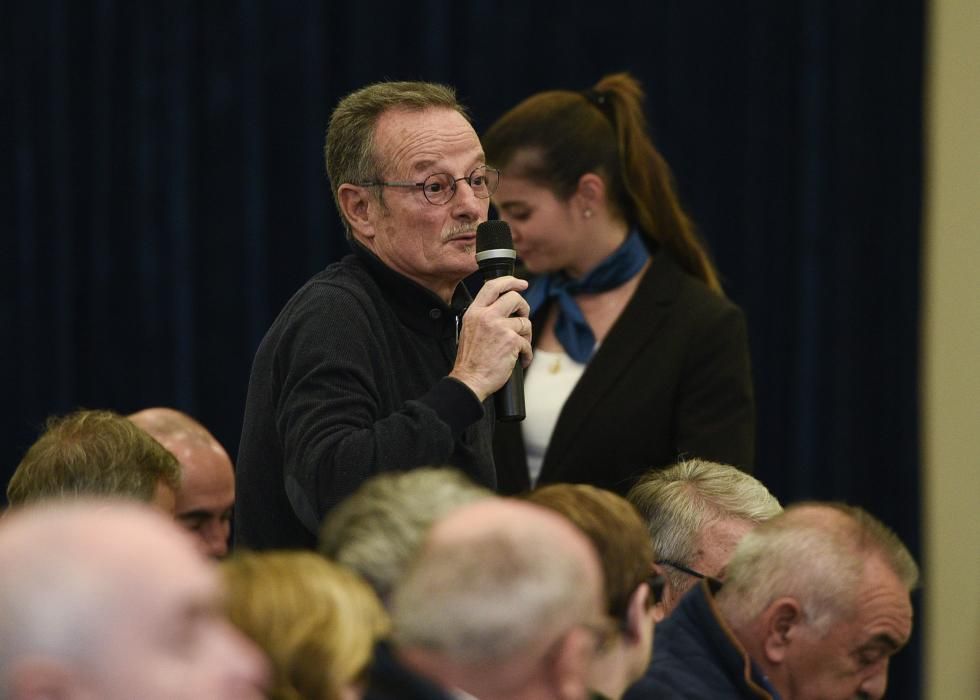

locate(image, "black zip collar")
[[350, 240, 471, 339]]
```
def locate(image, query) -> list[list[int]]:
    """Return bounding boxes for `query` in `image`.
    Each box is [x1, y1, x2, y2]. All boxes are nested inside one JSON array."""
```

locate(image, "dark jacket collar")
[[351, 240, 471, 337], [364, 640, 456, 700], [676, 579, 781, 699]]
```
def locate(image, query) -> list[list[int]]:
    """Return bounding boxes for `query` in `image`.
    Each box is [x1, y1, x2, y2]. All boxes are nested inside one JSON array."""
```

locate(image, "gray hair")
[[717, 502, 920, 635], [627, 459, 782, 591], [318, 468, 492, 602], [0, 502, 180, 695], [0, 522, 108, 689], [324, 80, 467, 238], [390, 522, 595, 665]]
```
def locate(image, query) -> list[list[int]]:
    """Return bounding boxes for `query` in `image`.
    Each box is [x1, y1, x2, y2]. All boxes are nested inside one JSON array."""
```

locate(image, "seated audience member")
[[221, 551, 389, 700], [5, 409, 181, 513], [0, 500, 268, 699], [367, 499, 606, 700], [129, 407, 236, 557], [624, 503, 918, 700], [524, 484, 661, 700], [627, 459, 782, 617], [319, 467, 493, 604]]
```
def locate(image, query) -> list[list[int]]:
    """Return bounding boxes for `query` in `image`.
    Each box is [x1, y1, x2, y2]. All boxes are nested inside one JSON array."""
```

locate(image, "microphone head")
[[476, 220, 514, 253]]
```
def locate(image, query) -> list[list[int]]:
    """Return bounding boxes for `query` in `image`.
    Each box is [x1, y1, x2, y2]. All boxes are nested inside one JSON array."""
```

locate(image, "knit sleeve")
[[272, 282, 485, 528]]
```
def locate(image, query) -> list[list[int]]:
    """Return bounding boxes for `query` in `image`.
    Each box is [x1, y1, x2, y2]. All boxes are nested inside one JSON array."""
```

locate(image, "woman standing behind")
[[483, 73, 754, 495]]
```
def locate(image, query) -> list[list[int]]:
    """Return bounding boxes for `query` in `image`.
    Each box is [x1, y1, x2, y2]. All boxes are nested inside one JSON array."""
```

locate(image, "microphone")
[[476, 220, 526, 422]]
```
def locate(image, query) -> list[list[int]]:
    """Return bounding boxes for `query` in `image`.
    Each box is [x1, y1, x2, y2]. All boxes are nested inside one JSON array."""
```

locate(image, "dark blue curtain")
[[2, 1, 923, 695]]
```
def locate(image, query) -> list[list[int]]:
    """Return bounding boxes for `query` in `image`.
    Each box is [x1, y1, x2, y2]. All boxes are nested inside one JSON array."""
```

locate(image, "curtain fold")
[[1, 2, 923, 695]]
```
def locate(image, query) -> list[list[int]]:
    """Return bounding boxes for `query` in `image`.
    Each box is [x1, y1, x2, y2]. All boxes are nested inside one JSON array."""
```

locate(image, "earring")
[[583, 208, 593, 219]]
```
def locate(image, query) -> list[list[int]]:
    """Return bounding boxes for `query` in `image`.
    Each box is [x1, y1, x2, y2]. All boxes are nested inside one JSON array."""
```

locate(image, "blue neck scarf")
[[525, 229, 650, 363]]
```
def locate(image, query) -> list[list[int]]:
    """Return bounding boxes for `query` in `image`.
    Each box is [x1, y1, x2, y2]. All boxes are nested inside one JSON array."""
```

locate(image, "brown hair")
[[6, 409, 181, 506], [325, 81, 468, 238], [524, 484, 653, 622], [220, 551, 390, 700], [483, 72, 721, 291]]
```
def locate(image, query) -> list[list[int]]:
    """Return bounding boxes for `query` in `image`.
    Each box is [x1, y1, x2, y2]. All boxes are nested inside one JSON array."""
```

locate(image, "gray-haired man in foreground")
[[624, 502, 917, 700], [0, 501, 268, 700], [627, 458, 782, 618], [367, 498, 607, 700]]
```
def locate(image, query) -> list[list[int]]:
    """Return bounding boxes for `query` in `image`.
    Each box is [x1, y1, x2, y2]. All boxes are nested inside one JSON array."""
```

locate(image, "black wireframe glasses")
[[359, 165, 500, 205], [647, 574, 665, 606], [656, 560, 708, 580]]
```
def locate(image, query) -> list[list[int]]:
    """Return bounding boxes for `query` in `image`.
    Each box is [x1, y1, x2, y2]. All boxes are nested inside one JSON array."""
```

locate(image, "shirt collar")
[[351, 239, 471, 337]]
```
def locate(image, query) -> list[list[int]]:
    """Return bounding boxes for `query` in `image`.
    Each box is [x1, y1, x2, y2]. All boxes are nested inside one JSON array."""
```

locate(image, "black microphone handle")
[[495, 362, 525, 423], [479, 264, 526, 422]]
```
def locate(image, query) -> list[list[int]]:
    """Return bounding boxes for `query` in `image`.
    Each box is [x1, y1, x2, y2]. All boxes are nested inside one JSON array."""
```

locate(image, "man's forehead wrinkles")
[[380, 124, 481, 175]]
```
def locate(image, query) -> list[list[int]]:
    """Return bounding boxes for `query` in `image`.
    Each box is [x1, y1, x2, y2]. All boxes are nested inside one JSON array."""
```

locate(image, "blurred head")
[[627, 459, 782, 617], [220, 551, 389, 700], [484, 72, 719, 289], [129, 408, 235, 558], [390, 499, 605, 700], [328, 82, 490, 300], [6, 409, 181, 514], [0, 501, 268, 700], [717, 503, 918, 700], [319, 467, 492, 604], [524, 484, 658, 698]]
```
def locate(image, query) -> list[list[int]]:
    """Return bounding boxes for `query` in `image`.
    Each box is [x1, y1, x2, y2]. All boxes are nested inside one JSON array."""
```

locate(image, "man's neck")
[[398, 646, 557, 700], [353, 236, 463, 305], [586, 644, 633, 699]]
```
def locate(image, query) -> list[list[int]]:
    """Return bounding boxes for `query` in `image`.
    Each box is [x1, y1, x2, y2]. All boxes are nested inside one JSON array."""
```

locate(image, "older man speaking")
[[237, 81, 531, 549]]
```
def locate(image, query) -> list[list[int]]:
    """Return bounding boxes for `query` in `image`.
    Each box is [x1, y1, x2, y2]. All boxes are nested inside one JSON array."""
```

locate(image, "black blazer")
[[493, 252, 755, 495]]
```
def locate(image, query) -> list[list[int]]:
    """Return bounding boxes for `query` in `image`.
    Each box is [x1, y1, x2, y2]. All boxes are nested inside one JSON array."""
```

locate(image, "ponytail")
[[484, 72, 722, 293]]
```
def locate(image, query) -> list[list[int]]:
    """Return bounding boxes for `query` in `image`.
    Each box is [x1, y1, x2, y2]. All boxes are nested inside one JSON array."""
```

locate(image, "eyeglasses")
[[359, 165, 500, 205], [656, 560, 708, 581], [646, 574, 665, 605]]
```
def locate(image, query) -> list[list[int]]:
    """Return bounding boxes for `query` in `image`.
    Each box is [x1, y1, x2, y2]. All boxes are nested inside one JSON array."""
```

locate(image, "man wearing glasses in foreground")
[[627, 459, 783, 618], [236, 81, 531, 549], [624, 503, 917, 700]]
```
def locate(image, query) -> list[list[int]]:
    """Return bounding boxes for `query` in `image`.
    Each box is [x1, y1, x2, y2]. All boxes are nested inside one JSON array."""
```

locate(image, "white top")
[[521, 348, 587, 485]]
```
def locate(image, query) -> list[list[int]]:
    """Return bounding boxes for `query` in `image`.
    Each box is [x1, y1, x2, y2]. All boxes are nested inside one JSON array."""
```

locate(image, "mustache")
[[442, 225, 478, 242]]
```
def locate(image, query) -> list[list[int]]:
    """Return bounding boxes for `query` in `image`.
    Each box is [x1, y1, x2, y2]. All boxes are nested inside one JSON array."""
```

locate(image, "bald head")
[[0, 501, 267, 700], [430, 498, 598, 553], [129, 408, 235, 558], [391, 499, 605, 700]]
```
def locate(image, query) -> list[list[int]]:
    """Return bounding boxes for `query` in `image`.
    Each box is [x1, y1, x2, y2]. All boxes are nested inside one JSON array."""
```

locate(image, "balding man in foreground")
[[129, 407, 236, 557], [625, 502, 917, 700], [367, 499, 607, 700], [0, 501, 268, 699]]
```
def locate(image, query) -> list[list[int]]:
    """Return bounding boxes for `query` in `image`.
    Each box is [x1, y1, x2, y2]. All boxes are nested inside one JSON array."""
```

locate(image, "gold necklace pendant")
[[548, 355, 562, 374]]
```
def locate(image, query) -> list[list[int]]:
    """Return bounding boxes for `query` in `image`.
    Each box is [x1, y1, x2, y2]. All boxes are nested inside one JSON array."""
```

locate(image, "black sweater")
[[235, 244, 495, 550]]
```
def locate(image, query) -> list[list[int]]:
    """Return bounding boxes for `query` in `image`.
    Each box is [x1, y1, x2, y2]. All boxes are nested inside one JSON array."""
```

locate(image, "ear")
[[760, 597, 805, 665], [623, 581, 652, 644], [6, 656, 79, 699], [650, 562, 669, 622], [547, 627, 593, 700], [573, 172, 607, 216], [337, 183, 377, 242]]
